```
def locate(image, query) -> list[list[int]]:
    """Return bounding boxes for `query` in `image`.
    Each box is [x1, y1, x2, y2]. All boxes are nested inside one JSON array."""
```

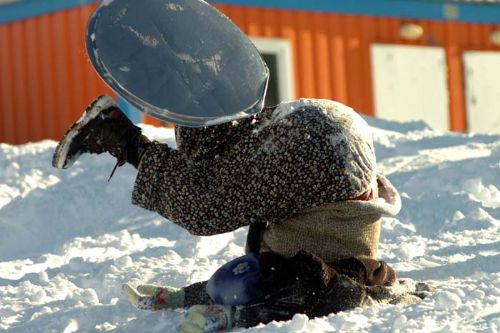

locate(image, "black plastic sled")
[[86, 0, 269, 126]]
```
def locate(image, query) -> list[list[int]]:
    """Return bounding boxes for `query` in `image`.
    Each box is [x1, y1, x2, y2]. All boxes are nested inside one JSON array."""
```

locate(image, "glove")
[[178, 304, 235, 333], [122, 283, 185, 310]]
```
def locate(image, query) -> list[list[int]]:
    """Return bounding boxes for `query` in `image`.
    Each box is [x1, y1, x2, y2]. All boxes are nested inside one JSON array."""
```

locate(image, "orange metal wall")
[[214, 4, 500, 133], [0, 3, 116, 144], [2, 4, 500, 144]]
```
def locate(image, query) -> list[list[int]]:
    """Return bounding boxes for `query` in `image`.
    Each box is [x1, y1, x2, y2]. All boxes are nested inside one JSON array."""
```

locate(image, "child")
[[54, 96, 424, 332]]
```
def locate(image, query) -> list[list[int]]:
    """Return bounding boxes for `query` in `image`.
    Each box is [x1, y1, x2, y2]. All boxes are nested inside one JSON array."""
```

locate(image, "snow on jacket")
[[131, 99, 399, 258]]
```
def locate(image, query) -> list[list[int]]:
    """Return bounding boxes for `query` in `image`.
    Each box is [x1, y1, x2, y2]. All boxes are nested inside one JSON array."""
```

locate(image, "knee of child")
[[206, 253, 265, 306]]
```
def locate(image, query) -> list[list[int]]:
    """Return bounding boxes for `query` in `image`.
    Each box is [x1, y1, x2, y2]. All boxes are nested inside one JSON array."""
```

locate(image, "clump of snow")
[[0, 121, 499, 332], [165, 3, 184, 12], [463, 177, 500, 209], [126, 26, 159, 48], [176, 52, 224, 75], [258, 99, 374, 146], [101, 0, 115, 6]]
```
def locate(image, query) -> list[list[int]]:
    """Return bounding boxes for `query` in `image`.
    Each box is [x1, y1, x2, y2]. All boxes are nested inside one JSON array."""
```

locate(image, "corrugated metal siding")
[[215, 6, 358, 113], [214, 4, 500, 132], [0, 3, 114, 144], [213, 6, 381, 115], [2, 4, 500, 143]]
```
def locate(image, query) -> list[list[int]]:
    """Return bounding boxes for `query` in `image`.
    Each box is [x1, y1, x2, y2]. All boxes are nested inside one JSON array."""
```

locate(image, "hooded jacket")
[[132, 99, 400, 260]]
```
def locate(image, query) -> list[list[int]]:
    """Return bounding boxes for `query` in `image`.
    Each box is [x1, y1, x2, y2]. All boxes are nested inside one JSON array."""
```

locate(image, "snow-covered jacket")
[[131, 99, 399, 259]]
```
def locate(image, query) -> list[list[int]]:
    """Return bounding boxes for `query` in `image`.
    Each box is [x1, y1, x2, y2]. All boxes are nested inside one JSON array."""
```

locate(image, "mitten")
[[178, 304, 234, 333], [122, 283, 185, 310]]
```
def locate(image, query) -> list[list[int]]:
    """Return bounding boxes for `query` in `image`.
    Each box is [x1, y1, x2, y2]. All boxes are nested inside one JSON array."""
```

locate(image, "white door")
[[463, 51, 500, 134], [371, 44, 449, 131]]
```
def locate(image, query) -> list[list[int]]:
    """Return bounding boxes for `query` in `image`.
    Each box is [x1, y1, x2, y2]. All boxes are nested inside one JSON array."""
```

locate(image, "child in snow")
[[53, 96, 426, 332]]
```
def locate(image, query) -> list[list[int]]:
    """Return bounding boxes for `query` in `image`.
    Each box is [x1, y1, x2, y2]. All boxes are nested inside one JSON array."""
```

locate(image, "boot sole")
[[52, 95, 116, 169]]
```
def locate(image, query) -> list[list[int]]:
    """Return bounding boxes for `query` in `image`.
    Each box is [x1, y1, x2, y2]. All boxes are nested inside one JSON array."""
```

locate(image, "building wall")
[[1, 2, 500, 144], [215, 4, 500, 133], [0, 3, 115, 144]]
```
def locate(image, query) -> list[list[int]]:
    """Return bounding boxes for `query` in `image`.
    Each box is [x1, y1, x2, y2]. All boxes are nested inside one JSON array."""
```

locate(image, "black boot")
[[52, 95, 150, 172]]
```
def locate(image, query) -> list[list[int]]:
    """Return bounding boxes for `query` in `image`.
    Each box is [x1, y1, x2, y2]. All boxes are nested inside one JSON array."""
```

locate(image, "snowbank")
[[0, 119, 499, 332]]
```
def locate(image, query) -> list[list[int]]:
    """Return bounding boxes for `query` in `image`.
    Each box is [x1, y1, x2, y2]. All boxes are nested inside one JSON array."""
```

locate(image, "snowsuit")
[[130, 99, 412, 327], [132, 99, 377, 237]]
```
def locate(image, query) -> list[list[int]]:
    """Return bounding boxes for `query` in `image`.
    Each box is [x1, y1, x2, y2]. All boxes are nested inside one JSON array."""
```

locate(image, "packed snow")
[[0, 117, 499, 332]]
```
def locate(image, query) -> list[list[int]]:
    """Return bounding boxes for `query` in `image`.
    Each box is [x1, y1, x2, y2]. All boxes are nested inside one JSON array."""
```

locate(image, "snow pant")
[[181, 250, 400, 328]]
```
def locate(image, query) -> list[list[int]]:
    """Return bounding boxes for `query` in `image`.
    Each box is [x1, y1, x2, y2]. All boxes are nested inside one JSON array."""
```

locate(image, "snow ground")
[[0, 118, 499, 332]]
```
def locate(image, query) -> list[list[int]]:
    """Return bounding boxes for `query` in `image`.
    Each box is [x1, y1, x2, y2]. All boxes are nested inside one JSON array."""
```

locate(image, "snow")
[[126, 26, 159, 48], [175, 52, 223, 75], [101, 0, 115, 6], [0, 119, 499, 332], [165, 3, 185, 12]]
